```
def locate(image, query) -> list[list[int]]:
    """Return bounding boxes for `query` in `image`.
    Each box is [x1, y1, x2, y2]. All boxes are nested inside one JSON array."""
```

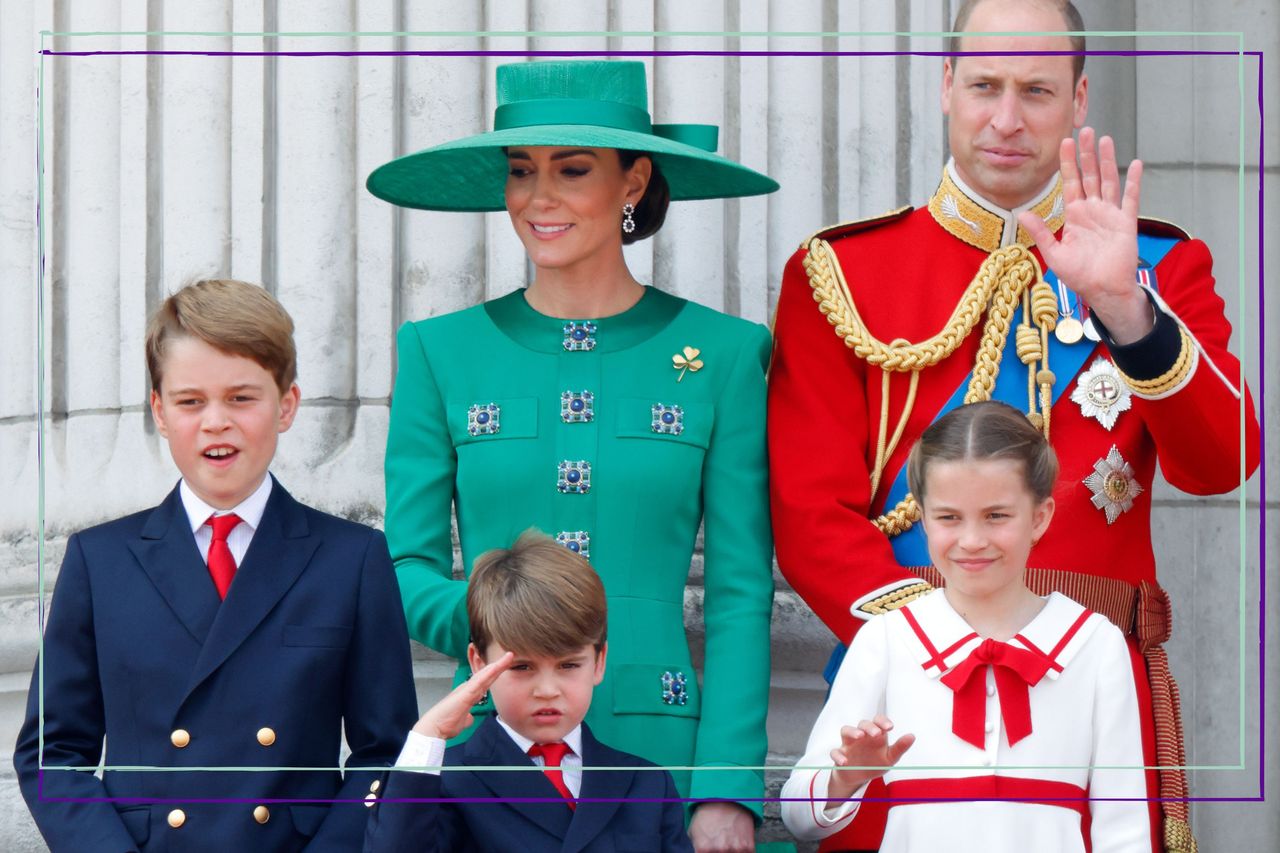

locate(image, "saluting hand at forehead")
[[1018, 127, 1154, 346], [411, 651, 516, 742]]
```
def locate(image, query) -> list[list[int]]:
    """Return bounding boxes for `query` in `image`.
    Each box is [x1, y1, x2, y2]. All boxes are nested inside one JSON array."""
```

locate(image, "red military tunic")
[[769, 162, 1261, 850]]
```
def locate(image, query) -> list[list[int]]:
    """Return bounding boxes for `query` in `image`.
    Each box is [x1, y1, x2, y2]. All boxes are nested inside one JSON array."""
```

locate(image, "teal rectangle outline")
[[32, 28, 1258, 784]]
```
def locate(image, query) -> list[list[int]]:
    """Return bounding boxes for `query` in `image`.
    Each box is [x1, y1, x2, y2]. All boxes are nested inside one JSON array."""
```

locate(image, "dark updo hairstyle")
[[906, 401, 1058, 506], [617, 150, 670, 244]]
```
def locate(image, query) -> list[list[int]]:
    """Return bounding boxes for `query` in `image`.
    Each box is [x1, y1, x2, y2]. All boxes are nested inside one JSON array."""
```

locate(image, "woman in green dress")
[[369, 60, 777, 851]]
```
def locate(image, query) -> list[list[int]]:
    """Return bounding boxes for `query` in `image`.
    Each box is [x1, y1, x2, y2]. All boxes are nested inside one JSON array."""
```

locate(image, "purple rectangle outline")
[[32, 44, 1266, 808], [37, 48, 1263, 58], [28, 781, 1248, 807]]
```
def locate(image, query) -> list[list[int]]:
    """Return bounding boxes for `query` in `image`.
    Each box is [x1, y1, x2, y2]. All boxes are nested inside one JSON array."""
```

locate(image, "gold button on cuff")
[[369, 779, 381, 793], [256, 727, 276, 747], [167, 809, 186, 828], [364, 792, 378, 808], [170, 729, 190, 748], [253, 805, 270, 824]]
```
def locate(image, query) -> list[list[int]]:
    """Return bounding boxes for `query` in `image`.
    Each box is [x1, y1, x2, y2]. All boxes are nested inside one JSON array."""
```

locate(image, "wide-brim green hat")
[[366, 60, 779, 212]]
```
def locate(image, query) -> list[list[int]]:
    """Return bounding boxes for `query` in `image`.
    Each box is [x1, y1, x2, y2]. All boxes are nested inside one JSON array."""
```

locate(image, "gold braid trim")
[[804, 239, 1053, 535], [1163, 817, 1198, 853], [1117, 327, 1195, 398], [877, 493, 924, 536], [803, 238, 1039, 372], [858, 582, 934, 616]]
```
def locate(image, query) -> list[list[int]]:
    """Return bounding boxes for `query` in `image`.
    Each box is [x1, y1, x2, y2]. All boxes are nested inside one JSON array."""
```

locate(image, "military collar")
[[485, 285, 684, 354], [927, 159, 1065, 252]]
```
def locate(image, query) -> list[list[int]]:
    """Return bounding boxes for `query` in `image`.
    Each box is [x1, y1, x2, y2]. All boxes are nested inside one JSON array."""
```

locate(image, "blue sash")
[[822, 234, 1180, 686]]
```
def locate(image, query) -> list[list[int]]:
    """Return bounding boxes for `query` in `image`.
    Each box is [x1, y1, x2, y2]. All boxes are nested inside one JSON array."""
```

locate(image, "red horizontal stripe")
[[885, 777, 1089, 820]]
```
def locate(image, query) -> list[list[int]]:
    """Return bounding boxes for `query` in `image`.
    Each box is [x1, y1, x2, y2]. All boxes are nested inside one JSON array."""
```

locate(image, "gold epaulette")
[[857, 581, 934, 617], [1138, 216, 1192, 242], [799, 206, 913, 249]]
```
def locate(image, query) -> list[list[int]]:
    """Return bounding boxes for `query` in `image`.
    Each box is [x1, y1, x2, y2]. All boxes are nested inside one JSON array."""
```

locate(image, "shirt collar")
[[496, 716, 583, 759], [895, 589, 1099, 680], [179, 474, 273, 534], [927, 158, 1065, 252]]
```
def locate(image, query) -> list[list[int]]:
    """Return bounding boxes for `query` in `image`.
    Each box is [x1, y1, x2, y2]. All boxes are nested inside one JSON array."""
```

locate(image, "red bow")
[[939, 638, 1053, 749]]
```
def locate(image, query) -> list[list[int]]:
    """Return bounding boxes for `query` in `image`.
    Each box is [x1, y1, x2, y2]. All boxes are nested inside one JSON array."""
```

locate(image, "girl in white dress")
[[781, 401, 1153, 852]]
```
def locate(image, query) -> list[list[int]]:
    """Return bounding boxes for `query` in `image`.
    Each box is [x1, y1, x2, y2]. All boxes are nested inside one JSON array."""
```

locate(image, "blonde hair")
[[468, 530, 607, 658], [907, 401, 1059, 505], [145, 279, 297, 393]]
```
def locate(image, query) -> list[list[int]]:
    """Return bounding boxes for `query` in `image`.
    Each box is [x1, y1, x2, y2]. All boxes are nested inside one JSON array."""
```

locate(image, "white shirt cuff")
[[394, 730, 447, 775]]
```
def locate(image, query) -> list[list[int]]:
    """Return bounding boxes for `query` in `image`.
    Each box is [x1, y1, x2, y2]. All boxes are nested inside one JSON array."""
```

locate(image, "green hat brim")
[[366, 125, 779, 212]]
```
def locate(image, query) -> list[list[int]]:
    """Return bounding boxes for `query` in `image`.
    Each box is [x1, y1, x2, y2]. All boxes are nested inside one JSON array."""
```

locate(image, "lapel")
[[127, 485, 221, 646], [562, 723, 637, 853], [181, 477, 320, 703], [461, 716, 574, 841]]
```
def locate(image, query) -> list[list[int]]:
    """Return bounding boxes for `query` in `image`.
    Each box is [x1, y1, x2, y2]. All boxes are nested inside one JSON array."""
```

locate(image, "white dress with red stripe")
[[781, 589, 1152, 852]]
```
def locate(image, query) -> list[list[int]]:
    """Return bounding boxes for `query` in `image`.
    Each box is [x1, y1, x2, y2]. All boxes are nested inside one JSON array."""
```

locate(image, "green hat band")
[[494, 99, 652, 134], [653, 124, 717, 153]]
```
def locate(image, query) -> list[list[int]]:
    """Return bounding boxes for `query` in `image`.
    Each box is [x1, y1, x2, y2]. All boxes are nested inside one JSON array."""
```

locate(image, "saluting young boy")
[[365, 530, 692, 853], [14, 279, 417, 852]]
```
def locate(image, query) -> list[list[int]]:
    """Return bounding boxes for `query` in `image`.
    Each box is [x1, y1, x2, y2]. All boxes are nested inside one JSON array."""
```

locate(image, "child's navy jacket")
[[14, 478, 418, 852]]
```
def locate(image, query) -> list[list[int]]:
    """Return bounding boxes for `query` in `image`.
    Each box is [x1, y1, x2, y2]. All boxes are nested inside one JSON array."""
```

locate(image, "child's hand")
[[827, 715, 915, 803], [412, 651, 515, 741]]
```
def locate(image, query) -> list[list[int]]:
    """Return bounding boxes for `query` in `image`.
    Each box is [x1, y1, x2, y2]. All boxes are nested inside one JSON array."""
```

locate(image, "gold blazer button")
[[256, 727, 276, 747], [253, 805, 270, 824], [170, 729, 190, 748], [167, 809, 186, 828]]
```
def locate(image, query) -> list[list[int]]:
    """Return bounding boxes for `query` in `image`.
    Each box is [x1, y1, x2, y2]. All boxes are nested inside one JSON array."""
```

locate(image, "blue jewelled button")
[[467, 403, 501, 436], [562, 321, 598, 352], [557, 460, 591, 494], [560, 390, 595, 423], [555, 531, 590, 558], [650, 403, 684, 436], [660, 670, 688, 706]]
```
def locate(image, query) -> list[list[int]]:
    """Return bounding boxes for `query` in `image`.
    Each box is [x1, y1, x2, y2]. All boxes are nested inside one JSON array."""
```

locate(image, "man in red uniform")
[[768, 0, 1260, 850]]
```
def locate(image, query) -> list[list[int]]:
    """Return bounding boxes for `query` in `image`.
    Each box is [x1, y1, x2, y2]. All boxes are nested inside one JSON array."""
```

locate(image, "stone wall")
[[0, 1, 1274, 849]]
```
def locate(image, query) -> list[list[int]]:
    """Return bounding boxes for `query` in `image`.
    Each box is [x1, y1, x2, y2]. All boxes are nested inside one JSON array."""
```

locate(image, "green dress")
[[384, 286, 774, 812]]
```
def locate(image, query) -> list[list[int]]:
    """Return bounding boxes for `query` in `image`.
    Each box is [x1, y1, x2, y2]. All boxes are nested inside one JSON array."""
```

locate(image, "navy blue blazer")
[[364, 716, 693, 852], [14, 478, 418, 852]]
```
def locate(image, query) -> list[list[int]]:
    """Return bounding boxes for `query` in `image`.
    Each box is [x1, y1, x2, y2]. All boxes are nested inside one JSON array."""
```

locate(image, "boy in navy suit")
[[365, 531, 693, 852], [14, 279, 418, 852]]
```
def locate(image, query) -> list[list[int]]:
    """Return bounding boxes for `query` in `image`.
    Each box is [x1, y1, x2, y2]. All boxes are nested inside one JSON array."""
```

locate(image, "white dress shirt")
[[396, 718, 585, 797], [179, 475, 273, 569]]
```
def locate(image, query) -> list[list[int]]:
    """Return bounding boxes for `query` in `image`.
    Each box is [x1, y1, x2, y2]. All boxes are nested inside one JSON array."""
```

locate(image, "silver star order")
[[1071, 358, 1131, 431], [1083, 445, 1143, 524]]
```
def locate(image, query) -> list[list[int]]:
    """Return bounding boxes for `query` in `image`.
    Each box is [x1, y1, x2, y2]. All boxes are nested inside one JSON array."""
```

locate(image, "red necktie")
[[939, 637, 1053, 749], [205, 513, 242, 599], [528, 742, 575, 808]]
